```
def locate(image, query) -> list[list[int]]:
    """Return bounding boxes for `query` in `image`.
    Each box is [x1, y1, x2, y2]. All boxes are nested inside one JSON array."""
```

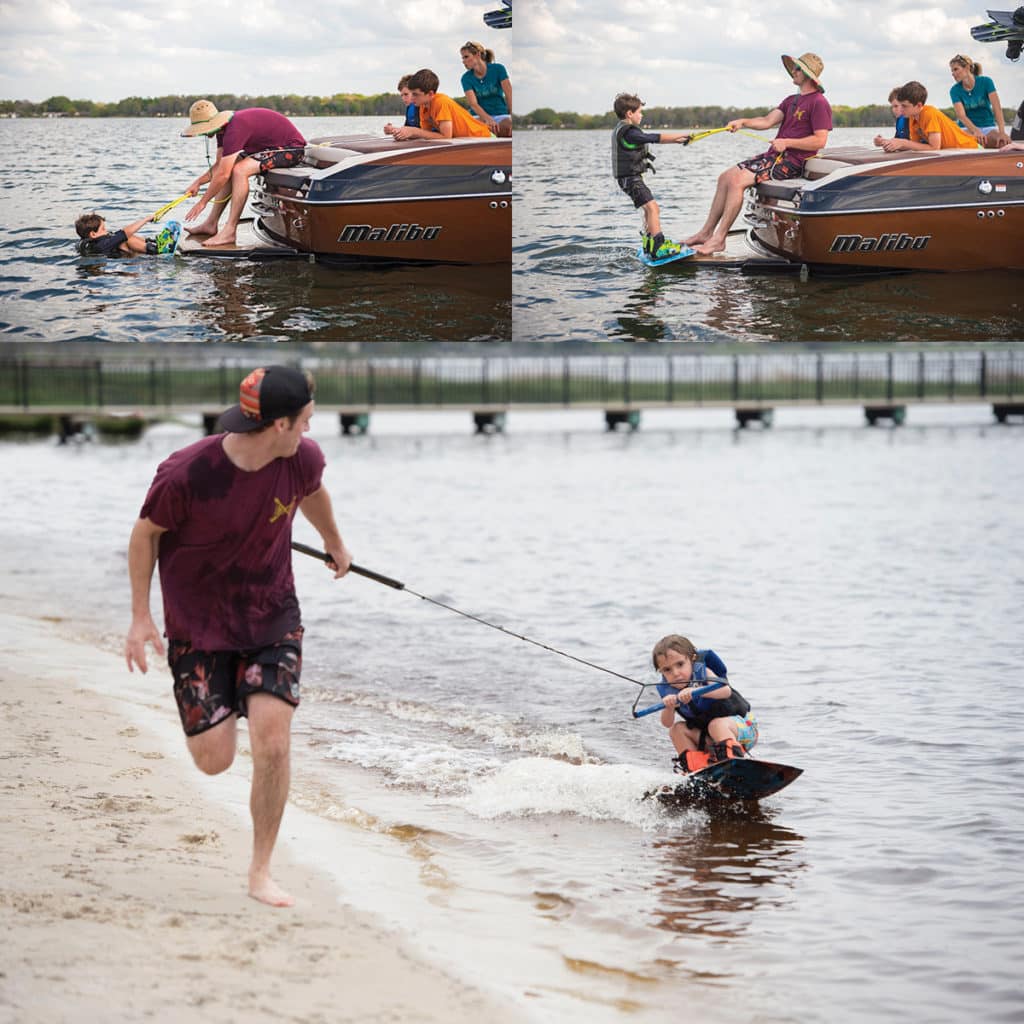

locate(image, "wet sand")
[[0, 612, 514, 1024]]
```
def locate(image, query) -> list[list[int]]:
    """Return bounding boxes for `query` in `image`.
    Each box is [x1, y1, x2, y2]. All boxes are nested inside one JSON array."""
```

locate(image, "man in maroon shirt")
[[180, 100, 306, 247], [125, 366, 351, 907], [683, 53, 832, 255]]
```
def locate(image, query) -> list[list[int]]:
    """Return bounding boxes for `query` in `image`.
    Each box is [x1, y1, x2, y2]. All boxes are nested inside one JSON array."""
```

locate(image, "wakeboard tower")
[[483, 0, 511, 29], [970, 8, 1024, 59]]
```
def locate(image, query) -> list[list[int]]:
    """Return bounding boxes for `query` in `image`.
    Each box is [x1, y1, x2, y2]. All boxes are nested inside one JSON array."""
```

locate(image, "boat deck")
[[647, 232, 799, 274], [176, 219, 303, 260]]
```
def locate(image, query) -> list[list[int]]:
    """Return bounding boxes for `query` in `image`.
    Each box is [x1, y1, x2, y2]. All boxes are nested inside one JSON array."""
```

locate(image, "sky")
[[518, 0, 1024, 113], [0, 0, 511, 102], [1, 0, 1020, 112]]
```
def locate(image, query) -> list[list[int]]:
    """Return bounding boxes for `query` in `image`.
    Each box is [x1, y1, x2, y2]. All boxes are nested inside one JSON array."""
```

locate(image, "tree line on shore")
[[510, 102, 1014, 129], [0, 93, 410, 118]]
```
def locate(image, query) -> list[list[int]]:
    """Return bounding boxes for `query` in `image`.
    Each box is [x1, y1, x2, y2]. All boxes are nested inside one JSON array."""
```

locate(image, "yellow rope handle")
[[152, 190, 231, 220], [685, 126, 772, 146], [151, 193, 190, 221]]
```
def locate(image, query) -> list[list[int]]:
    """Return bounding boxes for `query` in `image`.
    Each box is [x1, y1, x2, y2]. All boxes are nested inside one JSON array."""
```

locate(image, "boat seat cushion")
[[304, 144, 363, 165], [262, 166, 312, 190], [755, 180, 805, 200]]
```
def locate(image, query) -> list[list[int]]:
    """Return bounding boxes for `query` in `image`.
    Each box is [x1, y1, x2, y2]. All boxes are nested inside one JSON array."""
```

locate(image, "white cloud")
[[0, 0, 510, 100], [516, 0, 1024, 112]]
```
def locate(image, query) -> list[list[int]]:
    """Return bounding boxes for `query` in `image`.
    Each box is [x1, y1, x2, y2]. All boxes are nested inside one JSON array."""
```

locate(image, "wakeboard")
[[635, 244, 697, 268], [154, 220, 181, 255], [645, 757, 802, 808]]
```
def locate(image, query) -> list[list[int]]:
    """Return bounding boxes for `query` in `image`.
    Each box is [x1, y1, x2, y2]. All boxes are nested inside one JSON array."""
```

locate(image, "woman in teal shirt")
[[460, 41, 512, 136], [949, 53, 1009, 147]]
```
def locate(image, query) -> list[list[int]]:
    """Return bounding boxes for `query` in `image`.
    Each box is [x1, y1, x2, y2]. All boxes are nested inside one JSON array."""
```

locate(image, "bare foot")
[[694, 236, 727, 255], [202, 232, 237, 247], [683, 232, 709, 246], [248, 870, 294, 908], [184, 220, 219, 237]]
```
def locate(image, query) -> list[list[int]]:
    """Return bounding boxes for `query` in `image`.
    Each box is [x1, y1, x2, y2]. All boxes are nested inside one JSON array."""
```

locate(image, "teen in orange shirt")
[[878, 80, 980, 151], [385, 68, 493, 140]]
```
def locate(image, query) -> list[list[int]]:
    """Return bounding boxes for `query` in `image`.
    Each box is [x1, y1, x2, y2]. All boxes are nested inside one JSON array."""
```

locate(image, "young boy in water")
[[877, 81, 980, 152], [74, 211, 177, 257], [612, 93, 691, 259], [651, 634, 758, 771]]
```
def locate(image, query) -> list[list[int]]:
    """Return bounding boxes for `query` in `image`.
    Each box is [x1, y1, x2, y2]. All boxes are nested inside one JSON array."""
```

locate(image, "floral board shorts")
[[737, 150, 805, 184], [167, 626, 304, 736], [617, 175, 655, 208], [733, 712, 759, 752], [251, 147, 306, 173]]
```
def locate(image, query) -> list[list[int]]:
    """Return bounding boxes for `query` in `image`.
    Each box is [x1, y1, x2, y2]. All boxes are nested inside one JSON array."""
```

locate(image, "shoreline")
[[0, 611, 516, 1024]]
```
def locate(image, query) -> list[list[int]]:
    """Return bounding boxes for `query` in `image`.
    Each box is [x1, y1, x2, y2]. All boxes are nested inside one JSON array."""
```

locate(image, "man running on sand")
[[684, 52, 832, 255], [124, 365, 352, 907]]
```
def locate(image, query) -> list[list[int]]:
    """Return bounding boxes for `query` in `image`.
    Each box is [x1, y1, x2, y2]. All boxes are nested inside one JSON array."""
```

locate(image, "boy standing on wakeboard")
[[611, 93, 691, 259]]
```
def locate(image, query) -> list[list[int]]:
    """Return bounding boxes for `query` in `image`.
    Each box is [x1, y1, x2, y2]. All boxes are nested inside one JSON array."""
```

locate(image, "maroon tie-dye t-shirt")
[[140, 435, 325, 650]]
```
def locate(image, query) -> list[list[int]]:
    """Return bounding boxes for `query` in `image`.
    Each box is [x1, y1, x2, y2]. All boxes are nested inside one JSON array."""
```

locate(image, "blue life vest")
[[895, 115, 909, 140], [655, 648, 750, 727]]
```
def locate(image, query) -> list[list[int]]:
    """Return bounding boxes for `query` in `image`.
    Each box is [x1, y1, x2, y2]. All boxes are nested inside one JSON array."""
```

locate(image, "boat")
[[249, 134, 511, 265], [744, 145, 1024, 272]]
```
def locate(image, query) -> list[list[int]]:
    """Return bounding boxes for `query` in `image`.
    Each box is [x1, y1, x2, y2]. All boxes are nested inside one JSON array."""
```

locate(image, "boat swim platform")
[[662, 232, 798, 274], [176, 218, 303, 260]]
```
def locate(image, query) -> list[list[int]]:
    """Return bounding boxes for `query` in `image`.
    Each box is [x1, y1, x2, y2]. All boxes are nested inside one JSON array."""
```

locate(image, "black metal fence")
[[1, 349, 1022, 410]]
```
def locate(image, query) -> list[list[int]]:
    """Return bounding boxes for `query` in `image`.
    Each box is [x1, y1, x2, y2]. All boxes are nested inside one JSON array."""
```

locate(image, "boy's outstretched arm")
[[122, 212, 156, 239], [660, 131, 691, 144]]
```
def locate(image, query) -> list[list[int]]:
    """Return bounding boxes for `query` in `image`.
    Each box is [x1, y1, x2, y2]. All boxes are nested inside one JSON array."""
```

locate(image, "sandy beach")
[[0, 612, 514, 1024]]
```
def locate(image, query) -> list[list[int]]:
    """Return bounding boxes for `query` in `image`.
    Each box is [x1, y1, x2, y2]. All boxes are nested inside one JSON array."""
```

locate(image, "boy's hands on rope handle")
[[662, 688, 692, 708]]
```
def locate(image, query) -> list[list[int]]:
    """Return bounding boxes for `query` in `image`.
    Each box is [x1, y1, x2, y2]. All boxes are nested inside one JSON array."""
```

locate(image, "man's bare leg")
[[683, 173, 731, 246], [203, 157, 259, 247], [184, 184, 231, 237], [694, 167, 754, 255], [186, 715, 238, 775], [245, 693, 295, 907]]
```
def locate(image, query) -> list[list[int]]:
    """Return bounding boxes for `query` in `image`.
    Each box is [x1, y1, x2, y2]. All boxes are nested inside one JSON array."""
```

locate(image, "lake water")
[[512, 127, 1024, 343], [2, 402, 1022, 1021], [0, 117, 511, 343]]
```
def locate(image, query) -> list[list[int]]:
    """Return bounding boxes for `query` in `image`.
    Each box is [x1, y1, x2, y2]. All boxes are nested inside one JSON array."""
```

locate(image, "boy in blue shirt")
[[611, 93, 690, 259], [873, 87, 910, 147]]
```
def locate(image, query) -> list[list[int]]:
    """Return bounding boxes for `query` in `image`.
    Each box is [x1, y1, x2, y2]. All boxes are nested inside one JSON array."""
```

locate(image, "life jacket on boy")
[[656, 649, 751, 754], [611, 120, 655, 178]]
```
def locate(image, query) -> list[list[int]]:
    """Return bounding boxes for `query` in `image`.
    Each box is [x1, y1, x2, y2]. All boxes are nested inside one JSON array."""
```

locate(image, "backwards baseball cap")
[[218, 365, 314, 433]]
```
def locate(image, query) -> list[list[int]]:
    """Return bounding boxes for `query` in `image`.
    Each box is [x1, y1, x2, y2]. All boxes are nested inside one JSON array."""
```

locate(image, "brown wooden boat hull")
[[749, 149, 1024, 272], [255, 137, 511, 264]]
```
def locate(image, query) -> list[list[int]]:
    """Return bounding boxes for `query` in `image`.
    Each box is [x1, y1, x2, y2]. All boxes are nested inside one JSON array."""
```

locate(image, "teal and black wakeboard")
[[645, 757, 802, 807], [635, 244, 697, 268], [154, 220, 181, 255]]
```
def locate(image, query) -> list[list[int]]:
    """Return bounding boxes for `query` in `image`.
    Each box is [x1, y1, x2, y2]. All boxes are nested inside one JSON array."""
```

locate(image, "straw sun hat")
[[781, 52, 825, 91], [181, 99, 234, 137]]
